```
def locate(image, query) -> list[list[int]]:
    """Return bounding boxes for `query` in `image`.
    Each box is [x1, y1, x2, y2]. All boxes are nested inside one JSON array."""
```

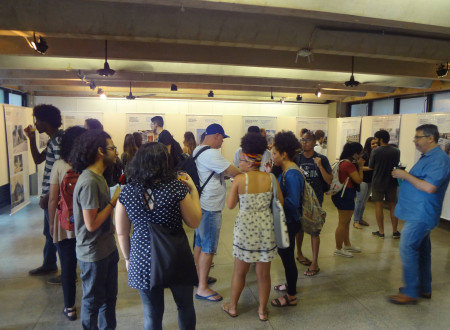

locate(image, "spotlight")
[[270, 88, 274, 100], [315, 89, 321, 97], [296, 94, 302, 102], [208, 90, 214, 97], [280, 98, 285, 104], [436, 62, 448, 78], [97, 88, 106, 98], [89, 81, 97, 90], [171, 84, 178, 91], [31, 32, 48, 54]]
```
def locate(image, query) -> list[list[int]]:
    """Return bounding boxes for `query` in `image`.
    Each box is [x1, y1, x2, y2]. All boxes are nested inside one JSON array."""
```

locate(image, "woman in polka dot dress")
[[115, 142, 201, 330], [222, 133, 283, 322]]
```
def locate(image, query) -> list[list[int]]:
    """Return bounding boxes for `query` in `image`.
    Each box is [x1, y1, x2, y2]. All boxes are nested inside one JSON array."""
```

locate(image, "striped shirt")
[[41, 130, 63, 195]]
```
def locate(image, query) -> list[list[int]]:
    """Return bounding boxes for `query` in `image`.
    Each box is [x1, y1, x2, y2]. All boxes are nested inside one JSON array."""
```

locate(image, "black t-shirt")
[[157, 129, 178, 168], [294, 151, 332, 204], [369, 145, 400, 191]]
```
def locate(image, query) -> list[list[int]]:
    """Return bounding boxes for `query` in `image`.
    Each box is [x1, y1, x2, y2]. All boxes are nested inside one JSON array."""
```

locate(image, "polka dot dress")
[[233, 173, 277, 263], [118, 180, 188, 290]]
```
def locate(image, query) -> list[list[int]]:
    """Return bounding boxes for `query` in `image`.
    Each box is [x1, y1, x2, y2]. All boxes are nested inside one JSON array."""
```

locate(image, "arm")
[[179, 174, 202, 228], [392, 169, 437, 194], [82, 186, 121, 232], [223, 164, 241, 178], [226, 174, 242, 209], [115, 200, 131, 271], [283, 171, 303, 220], [348, 159, 364, 185], [313, 157, 332, 184], [275, 178, 284, 205], [47, 183, 59, 238], [25, 128, 46, 164]]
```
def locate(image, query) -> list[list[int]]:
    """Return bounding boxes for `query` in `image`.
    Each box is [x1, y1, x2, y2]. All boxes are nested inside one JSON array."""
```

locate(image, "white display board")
[[63, 113, 104, 129], [337, 117, 362, 154], [3, 105, 31, 214], [186, 115, 222, 144], [296, 117, 329, 155], [371, 115, 401, 146]]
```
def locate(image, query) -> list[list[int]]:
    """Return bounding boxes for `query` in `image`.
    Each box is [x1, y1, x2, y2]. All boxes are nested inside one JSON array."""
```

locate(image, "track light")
[[89, 81, 97, 90], [98, 88, 107, 98], [31, 32, 48, 54], [171, 84, 178, 91], [270, 88, 274, 100], [208, 90, 214, 97], [296, 95, 302, 102], [280, 98, 285, 104], [436, 62, 448, 78], [315, 89, 321, 97]]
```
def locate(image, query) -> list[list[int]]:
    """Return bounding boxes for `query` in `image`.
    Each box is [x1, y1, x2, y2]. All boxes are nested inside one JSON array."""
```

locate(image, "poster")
[[186, 115, 222, 144], [242, 116, 276, 147], [62, 113, 103, 129], [126, 113, 164, 143], [296, 117, 329, 155], [338, 117, 362, 154], [371, 115, 401, 146], [3, 105, 31, 214]]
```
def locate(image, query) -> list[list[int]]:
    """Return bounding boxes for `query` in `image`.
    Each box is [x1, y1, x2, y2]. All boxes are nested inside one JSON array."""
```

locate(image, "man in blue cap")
[[192, 123, 240, 302]]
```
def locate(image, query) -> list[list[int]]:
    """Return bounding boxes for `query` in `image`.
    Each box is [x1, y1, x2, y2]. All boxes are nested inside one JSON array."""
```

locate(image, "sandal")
[[258, 310, 269, 322], [296, 257, 312, 266], [353, 223, 363, 229], [221, 302, 238, 317], [271, 294, 297, 307], [274, 283, 287, 291], [63, 307, 77, 321], [304, 268, 320, 276]]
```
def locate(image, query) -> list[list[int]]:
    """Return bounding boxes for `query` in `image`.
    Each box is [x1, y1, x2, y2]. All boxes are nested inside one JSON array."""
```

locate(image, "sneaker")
[[372, 231, 385, 239], [334, 249, 353, 258], [29, 266, 58, 276], [47, 275, 62, 285], [393, 231, 401, 239], [343, 245, 362, 253]]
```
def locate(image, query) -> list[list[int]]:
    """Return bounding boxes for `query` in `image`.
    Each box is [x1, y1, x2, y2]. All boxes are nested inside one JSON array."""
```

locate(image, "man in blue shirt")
[[390, 124, 450, 305]]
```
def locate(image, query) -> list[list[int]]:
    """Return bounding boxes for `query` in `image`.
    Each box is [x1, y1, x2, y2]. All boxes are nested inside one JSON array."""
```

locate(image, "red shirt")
[[339, 161, 357, 188]]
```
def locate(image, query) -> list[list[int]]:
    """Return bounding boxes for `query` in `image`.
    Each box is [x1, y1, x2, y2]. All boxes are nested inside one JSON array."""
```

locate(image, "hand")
[[264, 161, 273, 173], [392, 169, 407, 179], [313, 157, 322, 167], [111, 186, 121, 203], [179, 172, 197, 192], [24, 125, 36, 139], [357, 157, 365, 167], [49, 221, 54, 238], [125, 259, 129, 272], [39, 193, 49, 209]]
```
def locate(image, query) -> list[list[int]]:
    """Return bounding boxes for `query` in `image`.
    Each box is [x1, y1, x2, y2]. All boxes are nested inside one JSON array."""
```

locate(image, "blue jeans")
[[399, 221, 433, 298], [353, 182, 371, 222], [138, 285, 195, 330], [43, 209, 58, 269], [79, 249, 119, 330], [193, 209, 222, 254], [58, 238, 77, 308]]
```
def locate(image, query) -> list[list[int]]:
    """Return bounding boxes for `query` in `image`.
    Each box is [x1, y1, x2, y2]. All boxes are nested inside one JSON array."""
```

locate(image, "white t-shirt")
[[233, 148, 271, 172], [194, 146, 231, 211], [314, 144, 327, 156]]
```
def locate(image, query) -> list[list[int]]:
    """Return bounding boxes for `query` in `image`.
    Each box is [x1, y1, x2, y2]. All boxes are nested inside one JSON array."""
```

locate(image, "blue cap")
[[205, 123, 230, 138]]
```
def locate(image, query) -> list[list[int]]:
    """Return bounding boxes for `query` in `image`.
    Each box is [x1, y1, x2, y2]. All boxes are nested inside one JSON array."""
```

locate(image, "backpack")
[[283, 166, 327, 235], [177, 146, 214, 196], [326, 160, 350, 197], [57, 169, 80, 231]]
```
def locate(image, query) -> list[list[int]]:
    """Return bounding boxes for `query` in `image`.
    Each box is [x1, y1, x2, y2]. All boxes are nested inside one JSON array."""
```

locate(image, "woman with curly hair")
[[222, 133, 282, 321], [121, 133, 138, 173], [115, 142, 201, 330], [269, 131, 304, 308], [182, 131, 197, 156]]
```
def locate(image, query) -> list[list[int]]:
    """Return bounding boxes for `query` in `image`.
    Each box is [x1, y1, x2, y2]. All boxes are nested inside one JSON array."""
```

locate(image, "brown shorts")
[[371, 187, 398, 203]]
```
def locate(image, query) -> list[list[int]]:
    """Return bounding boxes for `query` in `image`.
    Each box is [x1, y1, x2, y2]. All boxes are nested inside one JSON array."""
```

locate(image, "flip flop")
[[258, 310, 269, 322], [274, 283, 287, 291], [304, 268, 320, 276], [195, 291, 223, 302], [296, 257, 312, 266], [222, 303, 238, 317], [271, 294, 297, 307]]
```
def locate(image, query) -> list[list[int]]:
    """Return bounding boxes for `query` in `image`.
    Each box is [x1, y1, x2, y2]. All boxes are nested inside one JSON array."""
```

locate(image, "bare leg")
[[196, 251, 220, 299], [295, 231, 306, 261], [309, 235, 320, 271], [389, 202, 398, 232], [255, 262, 271, 316], [228, 258, 250, 312], [375, 201, 385, 234], [343, 210, 353, 246], [335, 210, 353, 249]]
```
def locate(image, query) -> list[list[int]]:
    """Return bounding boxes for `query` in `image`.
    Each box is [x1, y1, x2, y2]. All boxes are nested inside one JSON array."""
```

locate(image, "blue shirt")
[[279, 166, 304, 224], [395, 146, 450, 227]]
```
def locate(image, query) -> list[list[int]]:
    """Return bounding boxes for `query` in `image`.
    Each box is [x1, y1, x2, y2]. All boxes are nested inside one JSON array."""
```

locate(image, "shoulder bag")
[[270, 173, 289, 249]]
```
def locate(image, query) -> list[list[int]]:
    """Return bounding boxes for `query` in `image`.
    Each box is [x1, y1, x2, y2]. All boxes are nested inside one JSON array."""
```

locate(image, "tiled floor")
[[0, 193, 449, 329]]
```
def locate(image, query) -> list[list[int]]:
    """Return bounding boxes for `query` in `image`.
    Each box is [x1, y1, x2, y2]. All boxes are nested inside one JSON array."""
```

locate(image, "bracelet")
[[109, 202, 116, 208]]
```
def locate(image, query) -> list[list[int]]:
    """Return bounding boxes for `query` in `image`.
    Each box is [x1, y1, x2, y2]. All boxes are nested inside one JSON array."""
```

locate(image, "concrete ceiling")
[[0, 0, 449, 103]]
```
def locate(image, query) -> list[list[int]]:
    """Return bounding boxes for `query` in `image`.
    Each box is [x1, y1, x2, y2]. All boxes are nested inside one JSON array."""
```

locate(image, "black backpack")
[[177, 146, 214, 196]]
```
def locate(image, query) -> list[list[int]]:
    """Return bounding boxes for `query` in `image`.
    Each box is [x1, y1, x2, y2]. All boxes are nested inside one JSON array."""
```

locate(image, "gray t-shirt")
[[73, 169, 116, 262], [369, 145, 400, 191]]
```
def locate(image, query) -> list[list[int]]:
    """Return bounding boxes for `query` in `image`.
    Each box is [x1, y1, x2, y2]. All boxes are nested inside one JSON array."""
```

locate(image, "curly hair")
[[241, 132, 268, 154], [69, 129, 111, 173], [60, 126, 87, 162], [183, 131, 197, 155], [273, 131, 300, 160], [85, 118, 103, 130], [33, 104, 62, 129], [126, 142, 176, 189], [374, 129, 390, 144], [340, 142, 363, 161]]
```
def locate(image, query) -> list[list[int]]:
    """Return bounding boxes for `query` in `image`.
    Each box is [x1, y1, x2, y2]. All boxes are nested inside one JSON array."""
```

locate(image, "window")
[[372, 99, 394, 116], [399, 97, 427, 114], [350, 103, 368, 117], [432, 92, 450, 113], [8, 93, 22, 106]]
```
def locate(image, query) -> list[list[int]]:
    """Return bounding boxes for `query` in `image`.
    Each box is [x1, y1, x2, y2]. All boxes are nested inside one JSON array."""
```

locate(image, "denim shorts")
[[193, 209, 222, 254]]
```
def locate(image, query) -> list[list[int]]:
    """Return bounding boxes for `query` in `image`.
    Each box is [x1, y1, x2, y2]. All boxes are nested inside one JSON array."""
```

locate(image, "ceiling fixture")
[[280, 97, 285, 104], [89, 81, 97, 90], [436, 62, 448, 78], [208, 90, 214, 97], [126, 82, 136, 100], [31, 32, 48, 54], [315, 89, 321, 97], [171, 84, 178, 91], [97, 88, 107, 99], [344, 56, 360, 87], [295, 48, 313, 63], [270, 88, 274, 100], [296, 95, 302, 102], [97, 40, 115, 76]]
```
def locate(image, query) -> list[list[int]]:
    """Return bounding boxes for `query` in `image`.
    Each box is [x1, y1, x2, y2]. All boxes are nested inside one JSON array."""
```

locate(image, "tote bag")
[[270, 173, 289, 249]]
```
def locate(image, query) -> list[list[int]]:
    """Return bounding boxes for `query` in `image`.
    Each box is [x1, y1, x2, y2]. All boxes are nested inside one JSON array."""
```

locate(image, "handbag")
[[270, 173, 290, 249]]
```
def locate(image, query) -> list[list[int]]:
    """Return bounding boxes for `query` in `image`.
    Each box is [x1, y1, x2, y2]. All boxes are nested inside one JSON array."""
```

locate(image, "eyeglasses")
[[413, 135, 429, 140], [301, 138, 312, 143], [239, 158, 249, 163], [106, 146, 117, 152]]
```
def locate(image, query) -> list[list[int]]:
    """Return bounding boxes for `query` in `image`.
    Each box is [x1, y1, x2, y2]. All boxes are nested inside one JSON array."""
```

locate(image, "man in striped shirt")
[[25, 104, 64, 278]]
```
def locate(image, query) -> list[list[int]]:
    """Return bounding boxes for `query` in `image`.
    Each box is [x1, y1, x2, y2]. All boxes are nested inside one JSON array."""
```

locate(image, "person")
[[151, 115, 183, 168], [233, 126, 271, 172], [332, 142, 365, 258], [193, 123, 240, 302], [84, 118, 103, 130], [294, 131, 332, 276], [133, 132, 143, 148], [260, 128, 267, 138], [353, 137, 378, 229], [370, 130, 401, 239], [71, 130, 121, 329], [25, 104, 64, 280], [115, 142, 202, 329], [389, 124, 450, 305], [222, 133, 282, 321], [313, 129, 327, 156], [121, 133, 138, 173], [183, 131, 197, 156], [269, 131, 304, 308], [47, 126, 87, 321]]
